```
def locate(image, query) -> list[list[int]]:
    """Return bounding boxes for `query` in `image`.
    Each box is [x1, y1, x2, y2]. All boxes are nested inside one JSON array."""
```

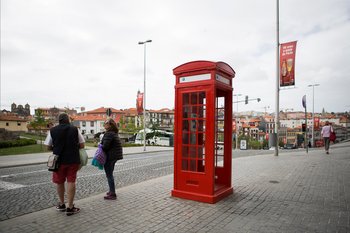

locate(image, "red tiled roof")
[[72, 115, 106, 121], [0, 115, 28, 122], [72, 114, 121, 123], [87, 107, 123, 114], [149, 108, 174, 113]]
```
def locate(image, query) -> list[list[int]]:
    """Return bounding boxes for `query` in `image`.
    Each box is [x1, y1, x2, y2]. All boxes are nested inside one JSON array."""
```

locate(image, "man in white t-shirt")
[[321, 121, 333, 154]]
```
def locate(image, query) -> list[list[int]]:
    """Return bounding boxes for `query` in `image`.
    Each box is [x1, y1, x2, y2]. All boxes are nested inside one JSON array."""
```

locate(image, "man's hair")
[[58, 113, 70, 124]]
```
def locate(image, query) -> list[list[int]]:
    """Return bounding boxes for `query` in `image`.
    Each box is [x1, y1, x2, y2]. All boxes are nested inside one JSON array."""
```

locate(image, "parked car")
[[284, 144, 297, 149]]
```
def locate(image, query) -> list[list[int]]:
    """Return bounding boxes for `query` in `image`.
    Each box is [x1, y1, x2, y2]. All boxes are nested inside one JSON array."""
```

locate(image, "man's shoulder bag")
[[47, 154, 60, 172]]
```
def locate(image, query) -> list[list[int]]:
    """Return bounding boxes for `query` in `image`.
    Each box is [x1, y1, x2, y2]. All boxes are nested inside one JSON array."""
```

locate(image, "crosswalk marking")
[[0, 180, 26, 191]]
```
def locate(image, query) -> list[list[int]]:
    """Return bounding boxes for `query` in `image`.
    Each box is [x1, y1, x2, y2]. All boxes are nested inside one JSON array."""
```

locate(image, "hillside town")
[[1, 102, 349, 149]]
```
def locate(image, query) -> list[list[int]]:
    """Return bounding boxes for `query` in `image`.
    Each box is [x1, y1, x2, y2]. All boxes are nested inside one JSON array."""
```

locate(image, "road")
[[0, 147, 313, 221]]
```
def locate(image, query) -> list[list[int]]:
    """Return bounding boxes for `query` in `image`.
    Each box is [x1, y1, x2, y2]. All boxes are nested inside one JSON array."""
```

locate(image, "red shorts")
[[52, 164, 79, 184]]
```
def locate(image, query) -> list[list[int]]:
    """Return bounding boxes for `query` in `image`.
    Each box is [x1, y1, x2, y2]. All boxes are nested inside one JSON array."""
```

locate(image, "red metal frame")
[[172, 61, 235, 203]]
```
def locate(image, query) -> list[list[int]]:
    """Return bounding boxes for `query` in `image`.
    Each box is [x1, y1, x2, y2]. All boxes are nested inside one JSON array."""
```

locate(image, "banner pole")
[[275, 0, 280, 156]]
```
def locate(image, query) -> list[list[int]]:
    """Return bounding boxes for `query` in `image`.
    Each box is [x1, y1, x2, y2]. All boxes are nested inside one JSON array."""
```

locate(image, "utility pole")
[[308, 84, 320, 147], [275, 0, 280, 156], [233, 94, 242, 149]]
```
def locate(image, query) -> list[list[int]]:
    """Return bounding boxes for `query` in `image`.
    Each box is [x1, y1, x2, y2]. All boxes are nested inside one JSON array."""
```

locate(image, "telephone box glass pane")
[[182, 146, 189, 157], [182, 120, 189, 144], [183, 93, 189, 105], [181, 91, 206, 173], [215, 96, 225, 168]]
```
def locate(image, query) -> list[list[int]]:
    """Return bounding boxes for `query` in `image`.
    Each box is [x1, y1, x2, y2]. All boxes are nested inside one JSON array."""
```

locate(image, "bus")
[[134, 129, 173, 146]]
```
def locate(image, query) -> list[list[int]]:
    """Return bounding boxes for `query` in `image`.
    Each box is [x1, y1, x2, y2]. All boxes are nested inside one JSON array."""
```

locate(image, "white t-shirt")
[[321, 125, 332, 138], [44, 130, 85, 146]]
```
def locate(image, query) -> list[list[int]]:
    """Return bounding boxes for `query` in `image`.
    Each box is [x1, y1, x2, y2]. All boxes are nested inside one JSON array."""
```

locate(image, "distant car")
[[284, 144, 297, 149]]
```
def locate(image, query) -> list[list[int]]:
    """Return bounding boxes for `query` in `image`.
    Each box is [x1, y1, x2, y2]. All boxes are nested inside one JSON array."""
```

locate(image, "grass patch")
[[20, 132, 46, 141], [0, 144, 49, 156]]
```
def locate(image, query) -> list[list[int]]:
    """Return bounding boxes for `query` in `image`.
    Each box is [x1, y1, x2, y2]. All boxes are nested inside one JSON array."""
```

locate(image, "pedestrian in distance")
[[101, 118, 123, 200], [321, 121, 333, 154], [44, 113, 85, 216]]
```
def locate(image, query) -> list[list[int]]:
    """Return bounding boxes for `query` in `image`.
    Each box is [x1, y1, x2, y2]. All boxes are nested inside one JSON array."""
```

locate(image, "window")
[[82, 121, 86, 127], [17, 122, 21, 126], [90, 130, 94, 134], [6, 122, 9, 126], [90, 121, 94, 127], [181, 91, 206, 172]]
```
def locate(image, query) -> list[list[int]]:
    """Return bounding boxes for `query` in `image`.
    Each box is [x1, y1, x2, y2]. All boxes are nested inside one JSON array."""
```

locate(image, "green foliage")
[[0, 138, 37, 149], [249, 140, 262, 149], [279, 140, 285, 148], [262, 139, 268, 148]]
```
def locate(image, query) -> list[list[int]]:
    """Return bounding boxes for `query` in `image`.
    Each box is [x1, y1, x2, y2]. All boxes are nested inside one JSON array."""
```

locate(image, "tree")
[[29, 109, 49, 149]]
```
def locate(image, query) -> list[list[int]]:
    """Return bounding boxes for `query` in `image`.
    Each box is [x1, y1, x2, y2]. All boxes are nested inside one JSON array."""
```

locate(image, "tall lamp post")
[[233, 93, 242, 149], [138, 39, 152, 151], [308, 84, 320, 147]]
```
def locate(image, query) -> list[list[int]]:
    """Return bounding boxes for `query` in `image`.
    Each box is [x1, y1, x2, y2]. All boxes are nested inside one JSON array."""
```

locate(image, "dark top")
[[50, 124, 80, 164], [101, 131, 123, 162]]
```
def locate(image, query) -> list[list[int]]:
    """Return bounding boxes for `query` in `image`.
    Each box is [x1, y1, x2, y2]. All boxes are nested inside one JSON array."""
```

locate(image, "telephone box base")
[[171, 187, 233, 204]]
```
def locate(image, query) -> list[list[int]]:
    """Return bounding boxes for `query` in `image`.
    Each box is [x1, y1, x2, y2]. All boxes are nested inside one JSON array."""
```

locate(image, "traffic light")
[[245, 95, 249, 104], [302, 123, 306, 132], [106, 108, 112, 116]]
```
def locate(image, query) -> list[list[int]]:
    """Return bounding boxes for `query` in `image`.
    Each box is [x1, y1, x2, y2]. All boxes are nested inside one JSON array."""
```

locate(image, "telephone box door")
[[176, 87, 214, 197]]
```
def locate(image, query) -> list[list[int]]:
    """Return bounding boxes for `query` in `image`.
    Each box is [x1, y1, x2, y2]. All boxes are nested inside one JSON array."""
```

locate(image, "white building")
[[72, 115, 106, 139]]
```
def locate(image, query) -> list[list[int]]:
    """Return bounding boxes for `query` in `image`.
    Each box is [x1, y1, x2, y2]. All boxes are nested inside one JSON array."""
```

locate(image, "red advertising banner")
[[232, 120, 236, 133], [136, 91, 144, 115], [314, 117, 320, 130], [280, 41, 297, 87]]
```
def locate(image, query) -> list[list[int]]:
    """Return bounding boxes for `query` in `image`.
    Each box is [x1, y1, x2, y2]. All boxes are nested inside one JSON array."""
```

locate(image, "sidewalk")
[[0, 146, 173, 168], [0, 142, 349, 232]]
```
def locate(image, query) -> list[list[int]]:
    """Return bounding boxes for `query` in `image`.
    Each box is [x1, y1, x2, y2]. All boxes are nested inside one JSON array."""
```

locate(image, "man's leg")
[[67, 182, 76, 208], [57, 183, 65, 204], [325, 138, 330, 153]]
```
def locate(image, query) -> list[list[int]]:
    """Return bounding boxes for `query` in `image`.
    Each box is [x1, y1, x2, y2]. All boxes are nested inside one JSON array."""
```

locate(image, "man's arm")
[[78, 130, 85, 149], [44, 131, 53, 151]]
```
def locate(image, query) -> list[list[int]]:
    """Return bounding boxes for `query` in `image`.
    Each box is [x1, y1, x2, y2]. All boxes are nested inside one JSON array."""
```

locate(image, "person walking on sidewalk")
[[101, 118, 123, 200], [44, 113, 85, 216], [321, 121, 333, 154]]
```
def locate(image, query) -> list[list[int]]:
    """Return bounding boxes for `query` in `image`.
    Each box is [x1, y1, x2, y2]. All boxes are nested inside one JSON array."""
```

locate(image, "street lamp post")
[[308, 84, 320, 147], [233, 93, 242, 149], [138, 39, 152, 151]]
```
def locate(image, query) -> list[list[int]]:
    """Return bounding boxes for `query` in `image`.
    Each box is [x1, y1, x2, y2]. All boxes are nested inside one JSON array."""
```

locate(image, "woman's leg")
[[104, 161, 117, 194]]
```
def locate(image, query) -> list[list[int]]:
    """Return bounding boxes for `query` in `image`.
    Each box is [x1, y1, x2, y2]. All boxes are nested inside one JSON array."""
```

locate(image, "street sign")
[[240, 140, 247, 150], [302, 95, 306, 109]]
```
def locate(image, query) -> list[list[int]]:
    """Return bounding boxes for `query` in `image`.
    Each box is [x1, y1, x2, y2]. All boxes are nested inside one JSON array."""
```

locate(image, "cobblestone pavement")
[[0, 142, 349, 232], [0, 151, 173, 221]]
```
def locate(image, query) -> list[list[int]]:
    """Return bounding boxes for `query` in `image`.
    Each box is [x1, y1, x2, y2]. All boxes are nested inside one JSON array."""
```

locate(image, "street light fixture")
[[138, 39, 152, 151], [308, 84, 320, 147]]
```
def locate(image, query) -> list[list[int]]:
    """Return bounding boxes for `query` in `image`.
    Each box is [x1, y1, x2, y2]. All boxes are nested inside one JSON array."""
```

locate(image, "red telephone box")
[[171, 60, 235, 203]]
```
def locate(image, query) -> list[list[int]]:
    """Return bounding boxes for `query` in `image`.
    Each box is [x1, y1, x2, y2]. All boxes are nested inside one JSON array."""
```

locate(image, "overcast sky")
[[1, 0, 350, 114]]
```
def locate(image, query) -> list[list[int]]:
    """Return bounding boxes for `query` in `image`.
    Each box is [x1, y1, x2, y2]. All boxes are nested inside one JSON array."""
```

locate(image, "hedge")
[[0, 138, 37, 148]]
